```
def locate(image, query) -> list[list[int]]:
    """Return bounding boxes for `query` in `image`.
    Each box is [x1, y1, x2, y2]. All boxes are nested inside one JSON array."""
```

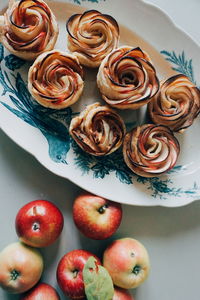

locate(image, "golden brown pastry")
[[28, 50, 84, 109], [97, 46, 159, 109], [123, 124, 180, 177], [148, 74, 200, 132], [0, 0, 58, 60], [66, 10, 119, 68], [69, 103, 126, 156]]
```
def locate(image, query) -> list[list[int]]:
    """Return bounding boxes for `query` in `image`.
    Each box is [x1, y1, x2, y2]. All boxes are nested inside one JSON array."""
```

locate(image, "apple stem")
[[98, 204, 108, 214], [132, 265, 141, 275], [32, 222, 40, 231], [10, 269, 20, 281], [73, 269, 79, 279]]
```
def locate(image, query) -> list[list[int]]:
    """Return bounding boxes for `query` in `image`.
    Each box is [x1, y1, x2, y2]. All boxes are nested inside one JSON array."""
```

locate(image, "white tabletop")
[[1, 1, 200, 299]]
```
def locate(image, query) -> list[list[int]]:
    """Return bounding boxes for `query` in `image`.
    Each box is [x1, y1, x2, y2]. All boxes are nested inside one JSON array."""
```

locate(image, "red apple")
[[57, 249, 101, 299], [21, 283, 60, 300], [0, 242, 43, 294], [113, 287, 134, 300], [73, 193, 122, 239], [15, 200, 64, 248], [103, 238, 150, 289]]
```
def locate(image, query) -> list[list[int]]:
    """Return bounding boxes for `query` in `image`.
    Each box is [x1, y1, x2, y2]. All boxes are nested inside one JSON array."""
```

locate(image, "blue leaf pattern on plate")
[[160, 50, 195, 84], [4, 54, 26, 71], [73, 0, 104, 4], [0, 44, 4, 63]]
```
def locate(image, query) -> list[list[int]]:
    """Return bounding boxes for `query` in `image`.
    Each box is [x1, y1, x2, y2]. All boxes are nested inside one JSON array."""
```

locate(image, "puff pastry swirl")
[[28, 50, 84, 109], [123, 124, 180, 177], [69, 103, 126, 156], [66, 10, 119, 68], [97, 46, 159, 109], [0, 0, 58, 60], [148, 74, 200, 132]]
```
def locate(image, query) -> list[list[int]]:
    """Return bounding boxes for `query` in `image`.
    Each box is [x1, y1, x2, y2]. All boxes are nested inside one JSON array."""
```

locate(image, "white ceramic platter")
[[0, 0, 200, 207]]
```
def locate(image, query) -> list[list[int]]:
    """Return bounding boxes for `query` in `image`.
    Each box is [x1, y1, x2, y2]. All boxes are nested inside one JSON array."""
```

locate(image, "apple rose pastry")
[[148, 74, 200, 132], [28, 50, 84, 109], [97, 46, 159, 109], [123, 124, 180, 177], [0, 0, 58, 60], [66, 10, 119, 68], [69, 103, 126, 156]]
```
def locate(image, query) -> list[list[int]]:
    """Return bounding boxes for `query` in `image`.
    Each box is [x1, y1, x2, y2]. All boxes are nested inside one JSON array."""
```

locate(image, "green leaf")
[[83, 256, 114, 300]]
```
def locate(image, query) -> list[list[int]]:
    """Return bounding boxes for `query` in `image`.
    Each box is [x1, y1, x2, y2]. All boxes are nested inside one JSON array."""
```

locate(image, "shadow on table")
[[3, 293, 20, 300], [121, 201, 200, 238], [0, 131, 81, 198]]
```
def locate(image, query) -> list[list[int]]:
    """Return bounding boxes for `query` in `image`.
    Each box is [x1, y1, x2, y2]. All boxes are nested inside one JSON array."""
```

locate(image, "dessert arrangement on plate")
[[0, 0, 200, 206]]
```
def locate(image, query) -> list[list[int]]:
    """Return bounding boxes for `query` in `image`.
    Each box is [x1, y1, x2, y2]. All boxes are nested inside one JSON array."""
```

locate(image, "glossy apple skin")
[[57, 249, 101, 299], [73, 193, 122, 239], [21, 283, 60, 300], [113, 287, 134, 300], [103, 238, 150, 289], [0, 242, 43, 294], [15, 200, 64, 248]]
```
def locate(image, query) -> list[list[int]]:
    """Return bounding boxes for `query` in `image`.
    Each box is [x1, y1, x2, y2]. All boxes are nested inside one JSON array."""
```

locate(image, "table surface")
[[0, 0, 200, 299]]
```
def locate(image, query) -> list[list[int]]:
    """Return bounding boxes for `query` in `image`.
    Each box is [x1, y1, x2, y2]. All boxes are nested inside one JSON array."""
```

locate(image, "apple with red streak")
[[57, 249, 101, 299], [0, 242, 43, 294], [21, 283, 60, 300], [73, 193, 122, 239], [113, 287, 134, 300], [103, 238, 150, 289], [15, 200, 64, 248]]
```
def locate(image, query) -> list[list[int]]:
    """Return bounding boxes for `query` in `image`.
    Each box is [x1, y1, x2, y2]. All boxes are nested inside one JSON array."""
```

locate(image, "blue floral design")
[[4, 54, 26, 71], [137, 177, 199, 200], [0, 44, 4, 63], [0, 41, 200, 200], [0, 45, 71, 164], [71, 140, 133, 184], [160, 50, 195, 84], [73, 0, 104, 4]]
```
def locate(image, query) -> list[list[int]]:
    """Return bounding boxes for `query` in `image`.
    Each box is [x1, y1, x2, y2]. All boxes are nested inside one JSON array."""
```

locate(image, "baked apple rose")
[[148, 74, 200, 132], [69, 103, 126, 156], [123, 124, 180, 177], [0, 0, 58, 60], [66, 10, 119, 68], [97, 46, 159, 109], [28, 50, 84, 109]]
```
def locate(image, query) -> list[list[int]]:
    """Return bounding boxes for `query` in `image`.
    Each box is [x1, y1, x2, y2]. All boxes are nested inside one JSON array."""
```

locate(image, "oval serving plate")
[[0, 0, 200, 207]]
